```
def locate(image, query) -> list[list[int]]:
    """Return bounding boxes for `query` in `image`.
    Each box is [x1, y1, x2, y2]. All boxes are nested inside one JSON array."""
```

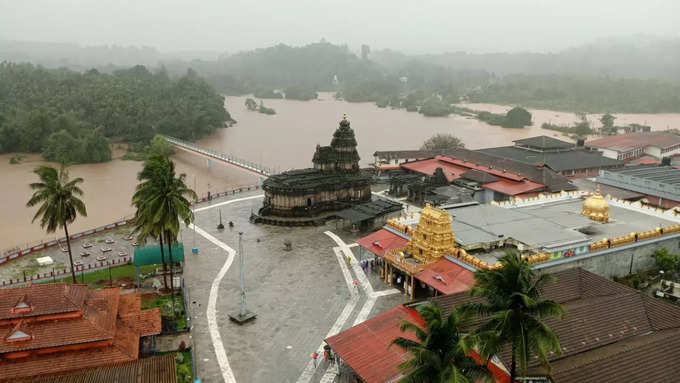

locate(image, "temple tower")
[[406, 204, 456, 264], [329, 114, 360, 172]]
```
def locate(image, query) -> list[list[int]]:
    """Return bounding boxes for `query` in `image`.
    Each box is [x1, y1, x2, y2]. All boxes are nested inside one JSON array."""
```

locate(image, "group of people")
[[359, 257, 382, 272]]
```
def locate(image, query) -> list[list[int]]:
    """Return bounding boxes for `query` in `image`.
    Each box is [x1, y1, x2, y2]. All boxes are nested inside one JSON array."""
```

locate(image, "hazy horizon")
[[2, 0, 679, 56]]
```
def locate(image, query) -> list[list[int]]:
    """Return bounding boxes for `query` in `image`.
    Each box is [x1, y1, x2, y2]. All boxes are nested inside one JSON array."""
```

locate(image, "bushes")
[[652, 248, 680, 273]]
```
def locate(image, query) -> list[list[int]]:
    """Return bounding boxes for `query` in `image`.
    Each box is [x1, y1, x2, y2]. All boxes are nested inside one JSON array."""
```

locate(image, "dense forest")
[[470, 74, 680, 113], [0, 63, 229, 163], [3, 37, 680, 114], [175, 40, 680, 114]]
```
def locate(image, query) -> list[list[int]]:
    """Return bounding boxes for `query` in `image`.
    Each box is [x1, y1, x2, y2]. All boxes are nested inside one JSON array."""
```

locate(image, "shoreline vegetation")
[[0, 63, 230, 164], [185, 41, 680, 114]]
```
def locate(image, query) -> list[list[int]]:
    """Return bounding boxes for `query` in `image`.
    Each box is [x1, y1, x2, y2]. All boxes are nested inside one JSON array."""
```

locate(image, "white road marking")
[[296, 240, 360, 383], [314, 233, 400, 383], [189, 195, 266, 383]]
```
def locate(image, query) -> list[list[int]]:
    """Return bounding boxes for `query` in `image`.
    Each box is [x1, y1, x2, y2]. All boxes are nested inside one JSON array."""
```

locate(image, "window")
[[6, 329, 31, 342]]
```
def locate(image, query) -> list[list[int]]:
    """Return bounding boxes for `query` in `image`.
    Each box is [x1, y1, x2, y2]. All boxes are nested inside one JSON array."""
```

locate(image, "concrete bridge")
[[162, 135, 274, 177]]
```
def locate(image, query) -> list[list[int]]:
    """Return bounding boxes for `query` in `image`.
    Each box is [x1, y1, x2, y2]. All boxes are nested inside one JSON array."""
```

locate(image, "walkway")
[[181, 191, 406, 383], [163, 135, 275, 177]]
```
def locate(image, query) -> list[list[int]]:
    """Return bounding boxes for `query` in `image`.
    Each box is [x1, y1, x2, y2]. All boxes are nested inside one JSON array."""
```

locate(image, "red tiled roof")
[[0, 285, 162, 381], [120, 307, 162, 337], [401, 157, 467, 182], [401, 155, 546, 196], [587, 132, 680, 152], [414, 259, 475, 295], [326, 305, 425, 383], [357, 229, 409, 258], [482, 179, 545, 196], [0, 322, 140, 382], [22, 353, 177, 383], [0, 289, 119, 354], [0, 284, 88, 321]]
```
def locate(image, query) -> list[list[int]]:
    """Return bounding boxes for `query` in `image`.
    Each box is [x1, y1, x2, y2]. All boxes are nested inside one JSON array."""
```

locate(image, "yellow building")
[[382, 204, 457, 299]]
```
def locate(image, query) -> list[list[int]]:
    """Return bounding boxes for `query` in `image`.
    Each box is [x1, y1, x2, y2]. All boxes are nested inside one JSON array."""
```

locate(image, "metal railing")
[[162, 135, 275, 177]]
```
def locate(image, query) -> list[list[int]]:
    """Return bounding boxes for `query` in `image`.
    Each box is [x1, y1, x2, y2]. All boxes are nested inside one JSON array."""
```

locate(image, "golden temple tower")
[[405, 204, 456, 263], [581, 186, 610, 223]]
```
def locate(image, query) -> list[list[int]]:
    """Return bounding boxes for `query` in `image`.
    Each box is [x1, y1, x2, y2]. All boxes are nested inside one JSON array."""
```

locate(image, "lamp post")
[[229, 232, 256, 324]]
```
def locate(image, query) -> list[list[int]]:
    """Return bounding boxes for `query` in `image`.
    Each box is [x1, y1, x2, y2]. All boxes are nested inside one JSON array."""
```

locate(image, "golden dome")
[[582, 186, 609, 223]]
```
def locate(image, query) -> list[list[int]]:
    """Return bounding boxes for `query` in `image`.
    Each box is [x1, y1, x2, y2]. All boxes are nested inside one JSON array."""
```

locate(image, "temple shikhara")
[[0, 283, 161, 381], [253, 115, 371, 225]]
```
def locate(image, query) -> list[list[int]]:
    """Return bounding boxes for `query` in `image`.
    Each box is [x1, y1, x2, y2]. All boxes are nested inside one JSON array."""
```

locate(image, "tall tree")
[[131, 151, 196, 292], [505, 107, 532, 129], [600, 113, 616, 129], [462, 252, 564, 382], [27, 166, 87, 283], [392, 303, 492, 383], [421, 133, 465, 150]]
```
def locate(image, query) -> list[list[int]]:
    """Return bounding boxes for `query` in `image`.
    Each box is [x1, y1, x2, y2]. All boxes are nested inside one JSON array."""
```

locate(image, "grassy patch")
[[47, 263, 158, 288], [174, 350, 193, 383], [142, 293, 187, 330], [13, 263, 42, 279]]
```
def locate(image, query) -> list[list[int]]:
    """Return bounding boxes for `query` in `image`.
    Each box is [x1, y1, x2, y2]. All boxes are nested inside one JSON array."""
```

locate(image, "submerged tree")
[[27, 166, 87, 283], [421, 133, 465, 150]]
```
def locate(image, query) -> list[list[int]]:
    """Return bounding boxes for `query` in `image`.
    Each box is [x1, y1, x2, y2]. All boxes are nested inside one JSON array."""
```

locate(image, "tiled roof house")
[[0, 284, 161, 382]]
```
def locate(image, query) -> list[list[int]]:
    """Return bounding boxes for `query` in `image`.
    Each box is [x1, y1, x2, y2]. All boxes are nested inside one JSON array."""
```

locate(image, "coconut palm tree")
[[132, 154, 170, 289], [132, 153, 195, 292], [27, 166, 87, 283], [462, 252, 564, 382], [391, 303, 492, 383]]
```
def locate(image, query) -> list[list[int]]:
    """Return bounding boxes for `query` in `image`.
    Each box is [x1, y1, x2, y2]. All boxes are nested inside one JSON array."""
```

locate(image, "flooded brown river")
[[2, 92, 680, 250]]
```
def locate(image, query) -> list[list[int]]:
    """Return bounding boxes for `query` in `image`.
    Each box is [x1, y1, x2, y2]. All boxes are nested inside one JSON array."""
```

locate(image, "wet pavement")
[[181, 191, 409, 383]]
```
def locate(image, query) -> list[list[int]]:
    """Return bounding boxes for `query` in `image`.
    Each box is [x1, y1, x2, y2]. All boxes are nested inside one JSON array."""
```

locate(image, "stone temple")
[[253, 115, 371, 225]]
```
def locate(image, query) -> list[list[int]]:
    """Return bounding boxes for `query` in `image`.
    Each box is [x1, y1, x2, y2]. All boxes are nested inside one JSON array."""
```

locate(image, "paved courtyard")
[[182, 191, 409, 383]]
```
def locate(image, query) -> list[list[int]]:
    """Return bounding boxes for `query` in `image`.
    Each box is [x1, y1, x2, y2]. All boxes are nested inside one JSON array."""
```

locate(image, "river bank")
[[2, 93, 680, 251], [457, 103, 680, 131], [0, 150, 259, 253]]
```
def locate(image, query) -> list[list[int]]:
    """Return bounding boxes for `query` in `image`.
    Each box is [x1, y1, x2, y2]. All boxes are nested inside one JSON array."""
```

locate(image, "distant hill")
[[372, 35, 680, 82], [3, 36, 680, 113]]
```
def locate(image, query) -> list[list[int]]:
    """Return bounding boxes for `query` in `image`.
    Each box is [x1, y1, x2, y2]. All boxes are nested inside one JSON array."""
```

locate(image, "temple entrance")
[[307, 198, 312, 207]]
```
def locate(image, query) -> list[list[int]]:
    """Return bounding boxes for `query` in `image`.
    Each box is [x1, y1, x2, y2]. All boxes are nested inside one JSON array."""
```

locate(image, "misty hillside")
[[3, 37, 680, 113], [372, 36, 680, 82]]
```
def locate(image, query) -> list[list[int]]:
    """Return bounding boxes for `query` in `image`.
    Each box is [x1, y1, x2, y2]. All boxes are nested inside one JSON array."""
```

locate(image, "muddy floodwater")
[[0, 150, 258, 253], [2, 92, 680, 251]]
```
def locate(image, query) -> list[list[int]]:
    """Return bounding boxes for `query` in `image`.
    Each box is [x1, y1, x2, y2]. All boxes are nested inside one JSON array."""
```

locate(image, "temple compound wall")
[[538, 234, 680, 278]]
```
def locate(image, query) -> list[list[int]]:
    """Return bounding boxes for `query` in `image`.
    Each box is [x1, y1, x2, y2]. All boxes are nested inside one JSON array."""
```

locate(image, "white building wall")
[[644, 146, 662, 159], [599, 148, 619, 160]]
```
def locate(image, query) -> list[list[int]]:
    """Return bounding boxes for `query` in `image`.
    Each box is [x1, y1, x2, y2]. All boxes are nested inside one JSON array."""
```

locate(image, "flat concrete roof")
[[447, 198, 677, 251]]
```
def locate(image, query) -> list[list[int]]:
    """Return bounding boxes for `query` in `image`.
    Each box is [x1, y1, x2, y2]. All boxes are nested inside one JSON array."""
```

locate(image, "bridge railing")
[[162, 135, 275, 176]]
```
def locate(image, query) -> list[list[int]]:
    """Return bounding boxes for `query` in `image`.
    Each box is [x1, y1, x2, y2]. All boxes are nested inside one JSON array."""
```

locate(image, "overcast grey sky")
[[1, 0, 678, 54]]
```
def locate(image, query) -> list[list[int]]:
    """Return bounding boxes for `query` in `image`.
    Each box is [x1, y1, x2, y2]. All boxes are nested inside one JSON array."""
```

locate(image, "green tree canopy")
[[421, 133, 465, 150], [0, 62, 228, 163], [392, 303, 492, 383], [462, 252, 564, 382], [505, 107, 532, 129], [26, 166, 87, 283]]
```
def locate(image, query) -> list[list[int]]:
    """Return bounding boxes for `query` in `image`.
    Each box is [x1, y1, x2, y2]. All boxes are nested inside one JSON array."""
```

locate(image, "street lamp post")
[[229, 232, 256, 324]]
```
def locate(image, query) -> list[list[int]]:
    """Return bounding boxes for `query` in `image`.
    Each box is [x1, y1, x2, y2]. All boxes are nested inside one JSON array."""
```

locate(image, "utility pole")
[[229, 232, 256, 324]]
